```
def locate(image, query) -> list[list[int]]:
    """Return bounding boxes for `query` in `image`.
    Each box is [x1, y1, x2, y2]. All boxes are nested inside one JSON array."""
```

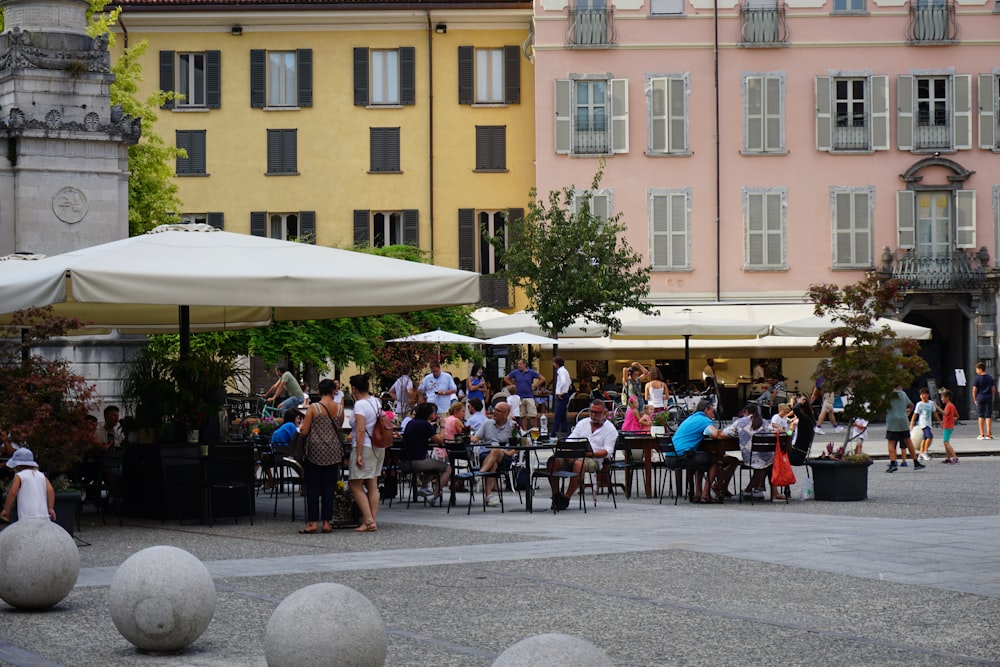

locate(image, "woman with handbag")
[[723, 402, 781, 500], [297, 379, 344, 534]]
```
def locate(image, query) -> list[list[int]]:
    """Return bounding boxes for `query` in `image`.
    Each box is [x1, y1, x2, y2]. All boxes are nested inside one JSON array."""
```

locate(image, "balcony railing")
[[906, 0, 959, 43], [833, 125, 869, 151], [479, 275, 512, 309], [740, 3, 788, 47], [567, 8, 616, 47], [883, 249, 986, 291]]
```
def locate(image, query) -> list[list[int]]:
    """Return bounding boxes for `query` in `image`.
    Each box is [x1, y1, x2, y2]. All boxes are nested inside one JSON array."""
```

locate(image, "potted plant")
[[651, 410, 671, 436], [0, 308, 99, 533], [805, 274, 928, 501]]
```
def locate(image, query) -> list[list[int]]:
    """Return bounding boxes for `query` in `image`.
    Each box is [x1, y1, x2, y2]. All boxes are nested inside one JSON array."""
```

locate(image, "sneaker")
[[834, 425, 844, 433], [886, 462, 898, 473], [941, 458, 953, 464], [913, 460, 926, 470], [977, 435, 987, 440], [899, 461, 908, 467], [814, 426, 826, 434], [751, 489, 766, 498], [989, 435, 995, 440], [417, 486, 434, 498], [486, 494, 500, 507]]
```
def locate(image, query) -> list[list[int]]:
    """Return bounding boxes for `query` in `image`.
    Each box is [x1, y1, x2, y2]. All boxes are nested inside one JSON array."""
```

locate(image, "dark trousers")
[[553, 394, 570, 436], [305, 461, 340, 523]]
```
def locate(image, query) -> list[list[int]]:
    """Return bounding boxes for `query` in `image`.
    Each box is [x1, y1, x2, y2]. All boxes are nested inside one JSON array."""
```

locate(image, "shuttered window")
[[897, 74, 971, 151], [354, 47, 415, 106], [832, 188, 873, 268], [353, 210, 418, 247], [649, 76, 687, 154], [650, 190, 690, 270], [250, 49, 311, 108], [266, 129, 297, 175], [475, 126, 506, 171], [370, 127, 401, 173], [571, 189, 612, 222], [161, 51, 221, 109], [458, 46, 521, 105], [650, 0, 684, 15], [744, 189, 786, 270], [176, 130, 207, 175], [744, 73, 784, 153]]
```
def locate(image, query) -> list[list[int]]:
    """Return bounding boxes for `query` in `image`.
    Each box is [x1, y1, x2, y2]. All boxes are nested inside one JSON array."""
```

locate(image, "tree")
[[490, 161, 654, 340], [808, 274, 929, 447]]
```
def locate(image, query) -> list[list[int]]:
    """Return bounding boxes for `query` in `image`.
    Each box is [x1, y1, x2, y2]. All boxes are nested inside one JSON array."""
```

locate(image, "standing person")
[[1, 449, 55, 523], [506, 359, 545, 432], [910, 387, 940, 461], [886, 385, 924, 473], [348, 374, 383, 532], [466, 364, 489, 406], [848, 416, 869, 455], [622, 362, 648, 410], [418, 363, 458, 418], [330, 379, 345, 405], [389, 364, 414, 418], [702, 359, 717, 391], [972, 362, 995, 440], [939, 388, 960, 464], [552, 356, 572, 437], [297, 380, 344, 535], [645, 366, 669, 415], [262, 365, 305, 411], [813, 376, 842, 434], [95, 405, 124, 450]]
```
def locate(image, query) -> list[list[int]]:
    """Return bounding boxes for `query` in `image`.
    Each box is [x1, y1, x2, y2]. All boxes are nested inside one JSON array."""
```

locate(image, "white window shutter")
[[651, 193, 668, 268], [897, 75, 913, 151], [896, 190, 915, 249], [668, 77, 687, 152], [669, 192, 688, 268], [746, 76, 763, 152], [815, 76, 832, 152], [978, 74, 996, 150], [955, 190, 976, 248], [593, 193, 611, 221], [870, 75, 889, 151], [650, 0, 684, 14], [954, 74, 972, 150], [610, 78, 629, 154], [555, 79, 572, 155], [764, 77, 782, 152], [651, 78, 667, 152]]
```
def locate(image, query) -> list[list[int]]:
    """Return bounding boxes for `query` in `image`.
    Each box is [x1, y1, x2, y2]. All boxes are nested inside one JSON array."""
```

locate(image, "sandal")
[[321, 522, 332, 533], [355, 520, 378, 532], [298, 525, 318, 534]]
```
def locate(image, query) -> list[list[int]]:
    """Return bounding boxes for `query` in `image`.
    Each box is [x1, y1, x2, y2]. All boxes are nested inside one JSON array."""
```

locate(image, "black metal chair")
[[208, 444, 256, 525], [549, 438, 589, 513], [273, 457, 306, 521], [738, 433, 777, 505]]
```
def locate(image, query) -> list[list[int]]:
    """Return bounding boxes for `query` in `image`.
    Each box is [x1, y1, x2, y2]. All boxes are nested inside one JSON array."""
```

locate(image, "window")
[[833, 0, 865, 12], [570, 189, 613, 221], [648, 75, 688, 154], [370, 127, 401, 173], [250, 211, 316, 243], [181, 213, 223, 229], [554, 77, 628, 155], [744, 73, 784, 154], [649, 189, 690, 270], [897, 74, 971, 151], [353, 209, 418, 247], [831, 187, 874, 268], [159, 51, 220, 110], [250, 49, 312, 109], [896, 190, 975, 255], [266, 129, 297, 175], [977, 74, 999, 150], [458, 208, 522, 308], [650, 0, 684, 15], [354, 47, 415, 106], [743, 188, 786, 270], [816, 75, 889, 152], [457, 46, 521, 105], [175, 130, 206, 175], [475, 126, 506, 171]]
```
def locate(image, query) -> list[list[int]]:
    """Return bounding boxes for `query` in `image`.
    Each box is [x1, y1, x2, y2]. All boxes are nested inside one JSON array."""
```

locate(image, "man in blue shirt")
[[666, 399, 723, 502], [506, 358, 546, 431]]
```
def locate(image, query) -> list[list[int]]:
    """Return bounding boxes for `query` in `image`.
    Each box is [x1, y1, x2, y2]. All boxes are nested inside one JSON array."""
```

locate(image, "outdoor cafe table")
[[661, 435, 741, 499], [483, 440, 557, 513]]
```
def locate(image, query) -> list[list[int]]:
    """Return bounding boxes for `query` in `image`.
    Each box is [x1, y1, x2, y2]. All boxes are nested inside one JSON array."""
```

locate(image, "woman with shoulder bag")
[[297, 379, 345, 534], [349, 373, 383, 532]]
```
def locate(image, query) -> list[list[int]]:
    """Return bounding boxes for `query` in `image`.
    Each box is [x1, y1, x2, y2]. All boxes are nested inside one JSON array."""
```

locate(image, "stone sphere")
[[0, 518, 80, 610], [265, 582, 386, 667], [492, 633, 615, 667], [109, 545, 216, 651]]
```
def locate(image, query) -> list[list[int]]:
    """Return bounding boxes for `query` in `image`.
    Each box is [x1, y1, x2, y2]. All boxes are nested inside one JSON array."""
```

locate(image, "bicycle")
[[255, 394, 284, 421], [575, 390, 626, 427]]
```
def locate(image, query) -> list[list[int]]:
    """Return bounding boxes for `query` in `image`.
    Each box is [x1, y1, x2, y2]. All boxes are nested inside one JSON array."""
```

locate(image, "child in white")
[[770, 403, 796, 434], [0, 448, 55, 522], [849, 417, 869, 455], [909, 387, 940, 461]]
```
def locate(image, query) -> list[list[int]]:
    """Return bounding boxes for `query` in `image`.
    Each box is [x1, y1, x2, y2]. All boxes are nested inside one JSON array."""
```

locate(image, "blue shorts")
[[922, 426, 933, 441], [976, 399, 993, 419], [942, 427, 954, 442]]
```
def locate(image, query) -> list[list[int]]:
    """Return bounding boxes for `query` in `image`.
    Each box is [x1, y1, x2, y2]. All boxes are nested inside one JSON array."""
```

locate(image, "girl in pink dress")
[[622, 395, 650, 432]]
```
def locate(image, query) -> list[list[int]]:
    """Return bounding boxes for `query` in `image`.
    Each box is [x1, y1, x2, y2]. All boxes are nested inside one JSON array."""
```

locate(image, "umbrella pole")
[[179, 305, 191, 358], [684, 335, 690, 383]]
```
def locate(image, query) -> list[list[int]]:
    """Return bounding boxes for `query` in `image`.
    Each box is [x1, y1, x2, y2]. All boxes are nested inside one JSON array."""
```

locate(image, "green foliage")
[[0, 308, 99, 475], [88, 0, 182, 235], [808, 274, 929, 445], [490, 160, 654, 338]]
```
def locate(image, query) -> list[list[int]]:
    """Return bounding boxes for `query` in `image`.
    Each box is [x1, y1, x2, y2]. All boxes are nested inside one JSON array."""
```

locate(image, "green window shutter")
[[978, 74, 996, 150], [205, 51, 221, 109], [953, 74, 972, 150], [160, 50, 175, 109], [297, 49, 312, 107], [370, 128, 385, 172], [250, 50, 266, 108], [207, 212, 224, 230], [896, 190, 915, 249], [399, 47, 415, 105], [175, 130, 191, 174], [354, 48, 369, 106], [190, 130, 206, 174], [386, 128, 400, 171], [458, 46, 474, 104], [475, 126, 489, 170], [870, 75, 889, 151], [353, 210, 370, 246], [504, 45, 520, 104], [267, 130, 282, 173], [250, 211, 266, 237], [299, 211, 316, 244], [554, 79, 572, 154], [896, 75, 913, 151], [458, 208, 476, 271], [955, 190, 976, 248], [402, 209, 419, 246], [815, 76, 832, 151]]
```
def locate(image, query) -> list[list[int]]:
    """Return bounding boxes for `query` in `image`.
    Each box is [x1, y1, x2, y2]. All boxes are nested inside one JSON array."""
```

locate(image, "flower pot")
[[331, 492, 362, 528], [805, 458, 873, 501]]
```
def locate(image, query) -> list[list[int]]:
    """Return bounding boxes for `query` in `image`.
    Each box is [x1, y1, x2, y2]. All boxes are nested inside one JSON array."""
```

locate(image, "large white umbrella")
[[483, 332, 559, 345], [388, 330, 484, 345], [771, 314, 932, 340], [475, 309, 645, 339], [0, 224, 481, 341]]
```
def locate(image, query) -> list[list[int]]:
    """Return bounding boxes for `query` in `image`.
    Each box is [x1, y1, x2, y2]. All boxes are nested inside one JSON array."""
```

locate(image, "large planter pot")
[[805, 458, 873, 501]]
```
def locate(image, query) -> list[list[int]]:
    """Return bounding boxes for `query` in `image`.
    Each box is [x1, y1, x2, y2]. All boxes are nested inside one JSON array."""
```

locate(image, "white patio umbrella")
[[771, 314, 932, 340], [388, 329, 485, 345], [0, 224, 481, 345], [475, 309, 644, 339]]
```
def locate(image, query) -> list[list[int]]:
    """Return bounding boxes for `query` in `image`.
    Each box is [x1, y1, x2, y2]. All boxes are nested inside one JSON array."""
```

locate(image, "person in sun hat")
[[1, 448, 56, 523]]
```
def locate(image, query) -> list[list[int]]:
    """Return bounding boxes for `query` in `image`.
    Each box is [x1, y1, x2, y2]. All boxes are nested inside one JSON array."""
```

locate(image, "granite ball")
[[265, 582, 386, 667], [109, 545, 216, 651], [0, 518, 79, 610], [492, 633, 615, 667]]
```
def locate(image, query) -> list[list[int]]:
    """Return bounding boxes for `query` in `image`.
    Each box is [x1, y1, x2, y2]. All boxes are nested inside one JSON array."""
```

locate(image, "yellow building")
[[114, 0, 534, 309]]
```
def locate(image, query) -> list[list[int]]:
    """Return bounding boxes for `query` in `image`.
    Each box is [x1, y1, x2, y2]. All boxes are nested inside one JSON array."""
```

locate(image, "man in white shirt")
[[547, 399, 618, 511], [95, 406, 124, 450], [418, 363, 457, 416], [389, 363, 414, 415], [552, 356, 572, 437]]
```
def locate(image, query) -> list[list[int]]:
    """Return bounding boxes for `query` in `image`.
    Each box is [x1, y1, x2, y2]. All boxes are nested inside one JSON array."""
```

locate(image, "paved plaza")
[[0, 424, 998, 666]]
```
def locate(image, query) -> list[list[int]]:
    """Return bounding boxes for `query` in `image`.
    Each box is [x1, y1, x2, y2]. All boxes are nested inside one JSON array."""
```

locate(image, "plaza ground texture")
[[0, 421, 998, 666]]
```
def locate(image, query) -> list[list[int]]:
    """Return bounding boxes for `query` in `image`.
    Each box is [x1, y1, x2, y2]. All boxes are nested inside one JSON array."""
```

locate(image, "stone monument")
[[0, 0, 138, 256]]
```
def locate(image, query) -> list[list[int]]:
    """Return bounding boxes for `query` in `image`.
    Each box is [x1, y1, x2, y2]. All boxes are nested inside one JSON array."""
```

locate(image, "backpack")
[[366, 398, 395, 449]]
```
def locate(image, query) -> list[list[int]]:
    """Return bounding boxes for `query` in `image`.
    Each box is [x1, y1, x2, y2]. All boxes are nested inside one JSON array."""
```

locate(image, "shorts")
[[942, 427, 954, 443], [822, 393, 834, 410], [349, 445, 385, 480], [885, 430, 911, 443], [976, 399, 993, 419], [520, 398, 538, 417], [553, 456, 601, 473], [921, 426, 933, 441]]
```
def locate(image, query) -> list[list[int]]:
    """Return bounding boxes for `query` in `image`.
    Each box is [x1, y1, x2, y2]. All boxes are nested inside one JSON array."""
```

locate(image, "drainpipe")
[[119, 15, 128, 49], [426, 12, 436, 258], [714, 0, 721, 302]]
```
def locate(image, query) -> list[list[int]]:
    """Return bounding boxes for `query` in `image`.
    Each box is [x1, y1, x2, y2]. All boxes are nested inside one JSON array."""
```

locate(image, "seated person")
[[471, 402, 517, 508], [770, 403, 796, 434], [723, 402, 780, 500], [465, 398, 487, 433], [261, 408, 302, 488], [401, 402, 449, 503], [547, 399, 618, 510], [665, 399, 722, 503], [621, 395, 651, 433]]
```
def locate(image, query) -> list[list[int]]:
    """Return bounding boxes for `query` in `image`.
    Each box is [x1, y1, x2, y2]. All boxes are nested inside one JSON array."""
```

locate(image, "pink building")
[[532, 0, 1000, 411]]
